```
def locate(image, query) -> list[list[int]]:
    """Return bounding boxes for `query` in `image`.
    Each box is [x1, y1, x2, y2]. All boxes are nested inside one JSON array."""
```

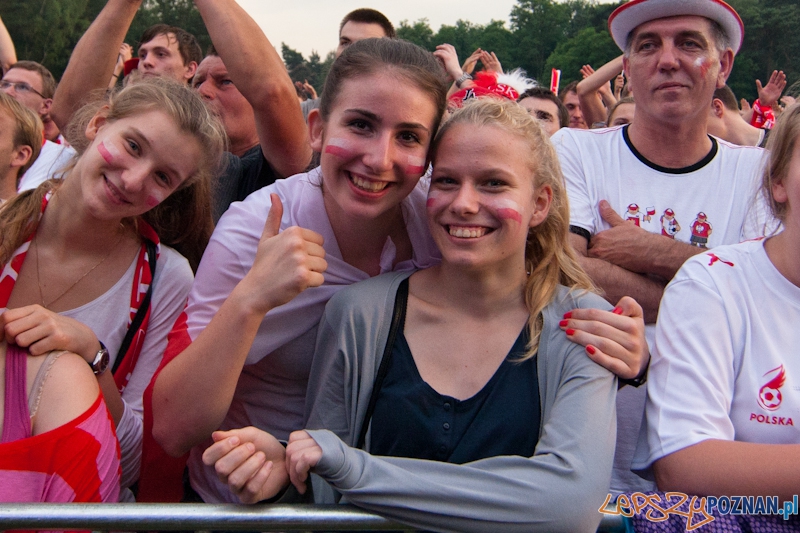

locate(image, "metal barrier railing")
[[0, 503, 627, 532]]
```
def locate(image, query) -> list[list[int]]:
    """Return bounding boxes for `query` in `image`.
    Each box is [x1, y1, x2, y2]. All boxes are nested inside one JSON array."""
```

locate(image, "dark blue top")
[[370, 324, 541, 464]]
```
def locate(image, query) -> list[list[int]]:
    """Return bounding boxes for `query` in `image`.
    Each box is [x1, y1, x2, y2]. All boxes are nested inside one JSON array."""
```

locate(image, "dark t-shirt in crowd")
[[213, 145, 281, 223]]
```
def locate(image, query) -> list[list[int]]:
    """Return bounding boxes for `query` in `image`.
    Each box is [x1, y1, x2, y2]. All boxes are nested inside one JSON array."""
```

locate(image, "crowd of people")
[[0, 0, 797, 531]]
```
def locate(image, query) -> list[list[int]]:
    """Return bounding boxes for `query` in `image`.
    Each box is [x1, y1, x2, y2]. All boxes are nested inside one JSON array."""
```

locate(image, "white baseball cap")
[[608, 0, 744, 54]]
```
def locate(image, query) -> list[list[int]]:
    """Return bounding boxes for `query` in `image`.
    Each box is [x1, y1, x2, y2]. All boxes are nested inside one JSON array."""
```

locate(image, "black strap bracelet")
[[569, 225, 592, 242]]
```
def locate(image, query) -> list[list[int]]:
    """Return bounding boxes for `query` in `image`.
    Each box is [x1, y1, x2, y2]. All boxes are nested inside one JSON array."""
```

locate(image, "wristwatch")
[[455, 72, 473, 88], [90, 342, 110, 375]]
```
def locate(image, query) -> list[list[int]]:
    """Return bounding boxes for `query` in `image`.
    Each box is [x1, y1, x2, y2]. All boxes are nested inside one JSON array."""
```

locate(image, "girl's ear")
[[529, 184, 553, 229], [308, 109, 325, 153], [772, 178, 787, 205], [10, 144, 32, 170], [84, 106, 111, 141]]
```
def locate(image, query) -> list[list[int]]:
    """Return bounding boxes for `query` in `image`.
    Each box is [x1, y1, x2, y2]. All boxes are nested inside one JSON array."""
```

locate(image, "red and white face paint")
[[78, 110, 203, 221], [486, 197, 523, 224], [694, 57, 711, 78], [324, 137, 354, 159], [425, 122, 547, 271], [407, 155, 426, 175], [97, 141, 121, 164], [313, 71, 439, 223]]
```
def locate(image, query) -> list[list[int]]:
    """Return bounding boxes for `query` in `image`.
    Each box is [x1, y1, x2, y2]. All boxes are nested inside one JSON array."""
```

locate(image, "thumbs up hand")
[[240, 194, 327, 315]]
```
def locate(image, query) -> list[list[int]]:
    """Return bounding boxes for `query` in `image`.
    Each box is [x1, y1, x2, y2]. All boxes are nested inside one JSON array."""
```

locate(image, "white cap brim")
[[609, 0, 743, 54]]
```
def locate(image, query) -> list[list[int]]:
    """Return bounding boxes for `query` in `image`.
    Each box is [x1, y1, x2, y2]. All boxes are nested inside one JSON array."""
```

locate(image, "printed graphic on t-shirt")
[[625, 203, 651, 226], [660, 208, 681, 238], [690, 213, 713, 248], [749, 365, 794, 428], [706, 252, 734, 267], [758, 365, 786, 411]]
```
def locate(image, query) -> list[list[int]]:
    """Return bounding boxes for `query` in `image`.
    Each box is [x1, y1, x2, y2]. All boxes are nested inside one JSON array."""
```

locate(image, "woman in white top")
[[0, 78, 226, 498]]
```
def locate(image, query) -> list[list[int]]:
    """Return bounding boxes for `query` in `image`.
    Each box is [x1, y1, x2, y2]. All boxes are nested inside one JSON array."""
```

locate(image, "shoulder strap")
[[356, 277, 409, 450], [28, 350, 66, 417], [112, 239, 157, 375]]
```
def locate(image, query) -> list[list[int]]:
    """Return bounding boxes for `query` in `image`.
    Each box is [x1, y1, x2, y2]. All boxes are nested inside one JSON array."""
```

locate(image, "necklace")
[[34, 228, 126, 309]]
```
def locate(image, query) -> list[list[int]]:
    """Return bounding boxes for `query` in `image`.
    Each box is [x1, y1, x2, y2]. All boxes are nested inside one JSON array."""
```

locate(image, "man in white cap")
[[550, 0, 768, 495], [553, 0, 766, 327]]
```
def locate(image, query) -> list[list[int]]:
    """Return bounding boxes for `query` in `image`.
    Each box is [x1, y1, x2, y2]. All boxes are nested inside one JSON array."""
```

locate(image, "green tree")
[[508, 0, 572, 80], [544, 27, 620, 86], [397, 18, 434, 50], [126, 0, 211, 56], [281, 43, 332, 96], [2, 0, 102, 79], [726, 0, 799, 102], [1, 0, 211, 80]]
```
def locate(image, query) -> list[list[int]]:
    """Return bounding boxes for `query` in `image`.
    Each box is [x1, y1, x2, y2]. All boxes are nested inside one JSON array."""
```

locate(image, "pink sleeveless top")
[[0, 344, 121, 504], [2, 343, 31, 442]]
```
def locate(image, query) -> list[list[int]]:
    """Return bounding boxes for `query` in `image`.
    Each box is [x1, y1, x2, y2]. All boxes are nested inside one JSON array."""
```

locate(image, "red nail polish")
[[563, 312, 572, 319], [586, 345, 596, 355], [566, 328, 575, 336], [559, 320, 569, 327], [613, 306, 623, 315]]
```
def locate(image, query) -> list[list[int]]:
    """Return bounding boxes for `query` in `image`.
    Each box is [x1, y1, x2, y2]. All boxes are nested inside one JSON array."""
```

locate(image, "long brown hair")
[[431, 98, 595, 358], [0, 78, 227, 271], [319, 38, 448, 139]]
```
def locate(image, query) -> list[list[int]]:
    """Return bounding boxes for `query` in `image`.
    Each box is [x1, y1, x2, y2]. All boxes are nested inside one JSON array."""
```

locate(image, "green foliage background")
[[2, 0, 798, 102]]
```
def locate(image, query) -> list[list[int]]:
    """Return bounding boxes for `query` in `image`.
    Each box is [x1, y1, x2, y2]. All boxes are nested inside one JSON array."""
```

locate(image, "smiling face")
[[194, 55, 257, 155], [309, 71, 438, 224], [138, 33, 197, 83], [427, 123, 551, 271], [623, 15, 732, 126], [74, 109, 203, 221]]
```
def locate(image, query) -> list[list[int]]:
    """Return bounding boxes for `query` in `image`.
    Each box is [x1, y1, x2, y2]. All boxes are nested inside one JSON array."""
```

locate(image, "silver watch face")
[[92, 346, 110, 375]]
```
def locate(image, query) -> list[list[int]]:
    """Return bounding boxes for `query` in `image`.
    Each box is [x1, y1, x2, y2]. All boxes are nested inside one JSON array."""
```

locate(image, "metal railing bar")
[[0, 503, 627, 532]]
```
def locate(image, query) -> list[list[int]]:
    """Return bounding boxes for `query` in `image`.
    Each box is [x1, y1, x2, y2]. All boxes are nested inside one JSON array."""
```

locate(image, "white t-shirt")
[[62, 245, 192, 496], [185, 167, 440, 503], [551, 125, 769, 494], [552, 125, 768, 251], [636, 239, 800, 469], [18, 140, 75, 192]]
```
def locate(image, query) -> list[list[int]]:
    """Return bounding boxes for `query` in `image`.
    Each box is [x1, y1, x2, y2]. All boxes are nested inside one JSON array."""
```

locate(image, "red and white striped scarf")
[[0, 191, 160, 392]]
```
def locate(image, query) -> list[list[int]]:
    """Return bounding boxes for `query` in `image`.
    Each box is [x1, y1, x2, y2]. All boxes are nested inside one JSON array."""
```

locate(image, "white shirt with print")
[[636, 239, 800, 469]]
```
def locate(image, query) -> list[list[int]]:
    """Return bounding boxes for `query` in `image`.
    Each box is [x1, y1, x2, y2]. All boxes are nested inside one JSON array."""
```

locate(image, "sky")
[[236, 0, 520, 59]]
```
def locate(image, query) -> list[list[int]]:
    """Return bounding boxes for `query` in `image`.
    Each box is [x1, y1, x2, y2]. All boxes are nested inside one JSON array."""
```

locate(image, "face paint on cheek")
[[97, 141, 121, 164], [324, 137, 354, 159], [426, 188, 442, 210], [488, 198, 523, 224], [695, 57, 711, 77], [406, 155, 426, 175], [145, 194, 162, 208]]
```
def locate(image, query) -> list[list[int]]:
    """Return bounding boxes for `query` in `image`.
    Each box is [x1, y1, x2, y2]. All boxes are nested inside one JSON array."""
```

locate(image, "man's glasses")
[[0, 80, 46, 98]]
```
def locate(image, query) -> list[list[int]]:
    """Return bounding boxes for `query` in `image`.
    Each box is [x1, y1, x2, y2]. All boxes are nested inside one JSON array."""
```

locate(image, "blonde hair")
[[0, 78, 227, 271], [431, 98, 595, 358], [762, 102, 800, 222], [0, 91, 43, 176]]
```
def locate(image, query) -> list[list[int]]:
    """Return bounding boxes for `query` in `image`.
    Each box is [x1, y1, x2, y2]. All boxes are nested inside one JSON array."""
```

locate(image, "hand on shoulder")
[[560, 296, 649, 380]]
